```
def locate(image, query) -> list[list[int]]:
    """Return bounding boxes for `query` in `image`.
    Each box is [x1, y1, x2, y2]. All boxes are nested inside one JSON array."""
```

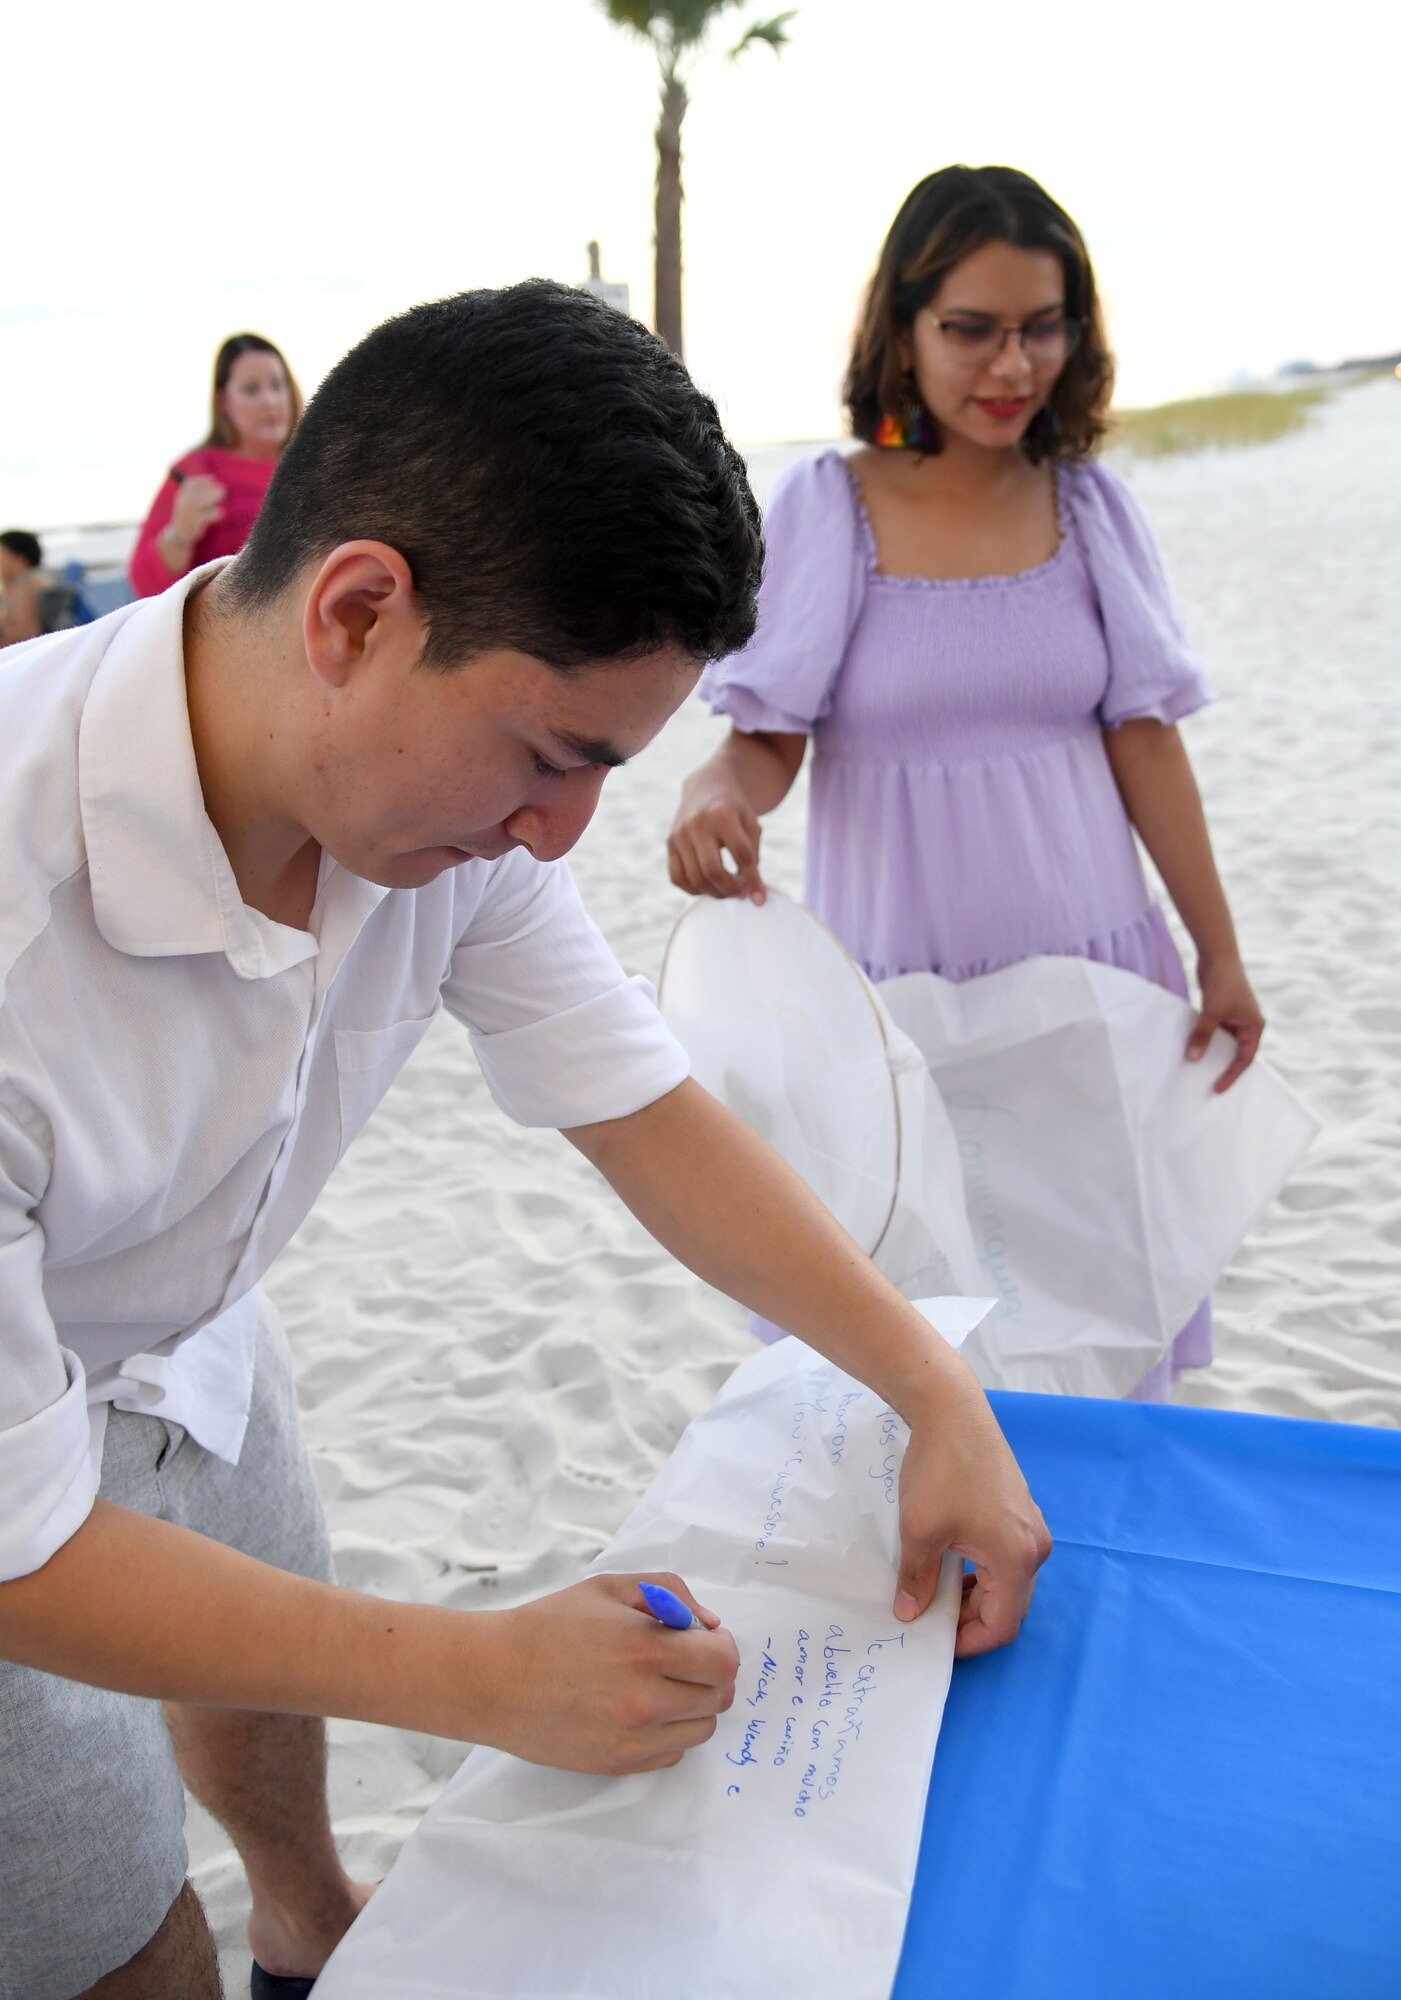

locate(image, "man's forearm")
[[2, 1500, 745, 1775], [0, 1499, 492, 1738], [571, 1088, 1051, 1650], [566, 1079, 977, 1424]]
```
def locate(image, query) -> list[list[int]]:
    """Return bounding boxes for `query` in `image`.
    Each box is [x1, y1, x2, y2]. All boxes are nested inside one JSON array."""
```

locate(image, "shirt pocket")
[[333, 1008, 440, 1156]]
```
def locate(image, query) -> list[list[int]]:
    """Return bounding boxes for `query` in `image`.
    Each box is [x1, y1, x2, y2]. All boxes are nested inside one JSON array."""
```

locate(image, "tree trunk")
[[653, 64, 688, 357]]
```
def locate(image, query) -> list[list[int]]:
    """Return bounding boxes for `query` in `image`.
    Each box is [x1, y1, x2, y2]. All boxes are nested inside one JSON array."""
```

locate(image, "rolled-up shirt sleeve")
[[443, 850, 689, 1129], [0, 1093, 98, 1582]]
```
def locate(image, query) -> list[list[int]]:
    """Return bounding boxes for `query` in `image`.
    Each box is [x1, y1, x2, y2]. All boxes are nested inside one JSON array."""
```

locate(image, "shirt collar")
[[78, 563, 385, 981]]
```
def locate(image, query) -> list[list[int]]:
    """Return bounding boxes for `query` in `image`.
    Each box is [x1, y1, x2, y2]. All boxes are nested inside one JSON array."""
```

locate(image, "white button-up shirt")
[[0, 570, 688, 1582]]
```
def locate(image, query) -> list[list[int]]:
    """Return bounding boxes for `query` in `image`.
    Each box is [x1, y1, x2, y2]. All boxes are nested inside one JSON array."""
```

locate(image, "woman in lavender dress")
[[668, 165, 1265, 1401]]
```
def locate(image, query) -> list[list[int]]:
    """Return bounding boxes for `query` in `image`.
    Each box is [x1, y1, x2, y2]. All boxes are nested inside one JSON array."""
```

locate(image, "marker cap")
[[638, 1580, 701, 1630]]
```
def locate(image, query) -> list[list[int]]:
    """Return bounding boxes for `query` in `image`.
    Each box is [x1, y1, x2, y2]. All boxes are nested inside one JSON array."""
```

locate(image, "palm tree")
[[600, 1, 794, 359]]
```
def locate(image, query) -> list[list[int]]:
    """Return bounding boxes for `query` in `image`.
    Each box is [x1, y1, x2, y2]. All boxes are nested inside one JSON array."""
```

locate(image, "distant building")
[[1279, 350, 1400, 379], [581, 240, 631, 317], [1337, 349, 1401, 374]]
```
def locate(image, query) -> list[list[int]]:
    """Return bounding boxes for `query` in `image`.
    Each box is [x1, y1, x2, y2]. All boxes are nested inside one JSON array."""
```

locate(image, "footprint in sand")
[[1277, 1179, 1346, 1212], [1353, 1005, 1401, 1036]]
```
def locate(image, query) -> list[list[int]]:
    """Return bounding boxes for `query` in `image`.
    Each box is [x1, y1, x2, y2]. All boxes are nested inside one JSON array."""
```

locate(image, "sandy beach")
[[187, 376, 1401, 1982]]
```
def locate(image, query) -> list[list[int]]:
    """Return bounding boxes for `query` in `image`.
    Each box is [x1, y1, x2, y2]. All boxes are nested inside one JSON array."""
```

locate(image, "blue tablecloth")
[[894, 1394, 1401, 2000]]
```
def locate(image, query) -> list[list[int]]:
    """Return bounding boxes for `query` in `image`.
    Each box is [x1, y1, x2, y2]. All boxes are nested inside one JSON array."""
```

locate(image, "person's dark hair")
[[845, 165, 1113, 464], [225, 282, 763, 669], [0, 529, 42, 569], [206, 333, 303, 449]]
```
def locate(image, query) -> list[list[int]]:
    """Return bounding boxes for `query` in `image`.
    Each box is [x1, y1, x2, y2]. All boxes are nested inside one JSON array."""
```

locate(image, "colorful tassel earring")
[[875, 382, 938, 451]]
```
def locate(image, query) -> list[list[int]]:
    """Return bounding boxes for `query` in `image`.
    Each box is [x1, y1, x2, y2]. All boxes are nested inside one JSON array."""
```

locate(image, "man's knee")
[[71, 1879, 219, 2000]]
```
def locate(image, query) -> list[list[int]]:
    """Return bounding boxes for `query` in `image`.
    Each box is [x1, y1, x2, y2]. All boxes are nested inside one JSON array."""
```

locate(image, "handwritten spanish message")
[[724, 1617, 914, 1820], [715, 1377, 936, 1826], [316, 1333, 968, 2000]]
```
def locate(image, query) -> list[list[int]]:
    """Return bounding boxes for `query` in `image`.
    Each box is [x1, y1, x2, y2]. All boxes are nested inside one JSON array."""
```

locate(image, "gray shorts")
[[0, 1295, 333, 2000]]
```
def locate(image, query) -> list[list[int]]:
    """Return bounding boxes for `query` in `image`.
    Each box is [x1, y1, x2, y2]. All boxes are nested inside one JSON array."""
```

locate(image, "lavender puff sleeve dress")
[[700, 450, 1215, 1398]]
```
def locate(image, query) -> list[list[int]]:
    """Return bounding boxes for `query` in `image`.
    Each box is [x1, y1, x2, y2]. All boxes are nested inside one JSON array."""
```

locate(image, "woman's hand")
[[668, 774, 768, 903], [667, 730, 805, 903], [168, 474, 226, 550], [1104, 723, 1265, 1091], [1187, 953, 1265, 1092]]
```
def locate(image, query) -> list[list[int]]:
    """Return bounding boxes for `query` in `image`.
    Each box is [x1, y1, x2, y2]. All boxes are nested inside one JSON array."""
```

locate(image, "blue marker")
[[638, 1580, 704, 1630]]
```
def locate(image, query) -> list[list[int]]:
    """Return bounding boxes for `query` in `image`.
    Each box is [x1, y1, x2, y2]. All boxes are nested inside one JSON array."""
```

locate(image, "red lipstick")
[[975, 397, 1031, 421]]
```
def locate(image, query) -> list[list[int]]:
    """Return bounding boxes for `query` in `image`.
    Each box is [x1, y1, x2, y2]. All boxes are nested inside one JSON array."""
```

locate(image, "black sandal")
[[250, 1964, 317, 1999]]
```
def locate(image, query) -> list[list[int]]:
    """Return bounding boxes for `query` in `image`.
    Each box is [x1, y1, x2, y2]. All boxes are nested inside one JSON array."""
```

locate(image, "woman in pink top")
[[129, 333, 302, 596]]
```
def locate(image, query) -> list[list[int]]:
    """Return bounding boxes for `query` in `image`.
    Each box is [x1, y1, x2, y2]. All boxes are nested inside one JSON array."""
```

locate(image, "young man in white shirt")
[[0, 282, 1049, 1999]]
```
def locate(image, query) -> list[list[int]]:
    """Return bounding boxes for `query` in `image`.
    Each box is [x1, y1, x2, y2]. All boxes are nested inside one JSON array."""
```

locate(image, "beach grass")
[[1112, 384, 1331, 459]]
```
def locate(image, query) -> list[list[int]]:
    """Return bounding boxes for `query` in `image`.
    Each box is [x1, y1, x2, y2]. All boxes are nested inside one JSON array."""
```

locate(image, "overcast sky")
[[3, 0, 1396, 525]]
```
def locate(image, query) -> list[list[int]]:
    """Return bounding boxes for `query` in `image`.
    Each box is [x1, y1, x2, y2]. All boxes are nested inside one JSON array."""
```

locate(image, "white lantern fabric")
[[659, 894, 981, 1306], [315, 1333, 968, 2000], [660, 896, 1318, 1398]]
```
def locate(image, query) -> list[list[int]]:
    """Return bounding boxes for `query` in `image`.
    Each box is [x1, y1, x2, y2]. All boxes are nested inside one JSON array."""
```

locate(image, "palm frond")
[[600, 0, 754, 50], [729, 9, 796, 58], [599, 0, 660, 35]]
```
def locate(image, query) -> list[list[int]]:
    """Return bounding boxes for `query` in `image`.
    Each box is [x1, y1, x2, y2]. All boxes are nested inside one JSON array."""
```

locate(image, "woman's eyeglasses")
[[931, 313, 1083, 369]]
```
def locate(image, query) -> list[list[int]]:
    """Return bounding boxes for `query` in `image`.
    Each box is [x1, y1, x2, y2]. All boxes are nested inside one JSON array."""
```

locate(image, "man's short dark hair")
[[226, 281, 763, 670], [0, 530, 42, 570]]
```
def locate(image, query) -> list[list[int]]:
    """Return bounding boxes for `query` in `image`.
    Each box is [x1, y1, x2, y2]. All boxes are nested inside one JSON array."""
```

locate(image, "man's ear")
[[302, 542, 422, 689]]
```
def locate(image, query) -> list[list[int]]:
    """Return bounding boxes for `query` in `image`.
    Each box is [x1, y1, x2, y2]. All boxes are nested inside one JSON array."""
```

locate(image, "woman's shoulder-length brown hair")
[[205, 332, 304, 451], [844, 165, 1114, 465]]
